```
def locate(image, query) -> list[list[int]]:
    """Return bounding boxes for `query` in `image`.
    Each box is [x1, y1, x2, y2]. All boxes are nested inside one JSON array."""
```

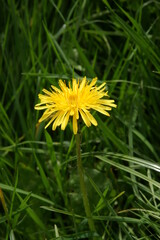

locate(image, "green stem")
[[76, 131, 96, 235]]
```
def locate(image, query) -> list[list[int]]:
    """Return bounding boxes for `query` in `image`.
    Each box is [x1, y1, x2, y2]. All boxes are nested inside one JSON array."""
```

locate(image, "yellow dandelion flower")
[[35, 76, 117, 134]]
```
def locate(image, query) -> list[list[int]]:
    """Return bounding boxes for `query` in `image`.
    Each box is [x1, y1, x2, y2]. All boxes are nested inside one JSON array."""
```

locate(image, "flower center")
[[68, 93, 78, 106]]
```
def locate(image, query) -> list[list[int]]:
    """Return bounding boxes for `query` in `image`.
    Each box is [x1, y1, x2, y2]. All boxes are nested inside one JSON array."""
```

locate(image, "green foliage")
[[0, 0, 160, 239]]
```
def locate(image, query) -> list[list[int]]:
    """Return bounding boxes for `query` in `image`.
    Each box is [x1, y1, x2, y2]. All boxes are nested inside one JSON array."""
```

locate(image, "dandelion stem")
[[76, 131, 96, 236]]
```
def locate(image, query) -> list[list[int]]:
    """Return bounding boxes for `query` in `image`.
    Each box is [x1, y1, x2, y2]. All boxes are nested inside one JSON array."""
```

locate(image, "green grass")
[[0, 0, 160, 239]]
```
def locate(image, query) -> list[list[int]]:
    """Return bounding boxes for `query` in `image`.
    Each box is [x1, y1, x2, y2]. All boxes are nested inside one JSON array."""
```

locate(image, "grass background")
[[0, 0, 160, 239]]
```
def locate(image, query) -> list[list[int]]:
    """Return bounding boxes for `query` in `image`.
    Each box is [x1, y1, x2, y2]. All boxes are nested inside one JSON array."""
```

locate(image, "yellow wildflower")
[[35, 77, 117, 134]]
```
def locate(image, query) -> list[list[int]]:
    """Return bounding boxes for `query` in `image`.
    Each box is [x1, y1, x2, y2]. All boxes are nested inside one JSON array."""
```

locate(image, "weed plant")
[[0, 1, 160, 239]]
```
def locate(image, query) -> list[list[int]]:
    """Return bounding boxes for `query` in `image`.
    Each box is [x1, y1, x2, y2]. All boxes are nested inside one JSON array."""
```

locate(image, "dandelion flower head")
[[35, 77, 117, 134]]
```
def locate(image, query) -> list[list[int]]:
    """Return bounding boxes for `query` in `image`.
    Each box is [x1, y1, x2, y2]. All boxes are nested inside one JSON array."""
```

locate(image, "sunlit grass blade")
[[96, 155, 160, 189], [0, 183, 54, 206]]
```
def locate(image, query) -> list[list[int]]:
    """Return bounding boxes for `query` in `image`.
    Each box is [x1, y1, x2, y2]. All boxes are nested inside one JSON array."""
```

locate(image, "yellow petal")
[[96, 82, 106, 90], [107, 103, 117, 108], [105, 107, 112, 111], [44, 114, 58, 129], [79, 76, 86, 91], [52, 111, 65, 130], [89, 77, 97, 87], [42, 88, 54, 96], [59, 80, 67, 92], [51, 85, 61, 93], [70, 109, 74, 116], [39, 109, 52, 122], [35, 105, 49, 110], [72, 78, 77, 92], [61, 112, 70, 130], [76, 108, 79, 119], [73, 115, 78, 134], [85, 111, 97, 126], [92, 107, 110, 116], [79, 109, 91, 127]]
